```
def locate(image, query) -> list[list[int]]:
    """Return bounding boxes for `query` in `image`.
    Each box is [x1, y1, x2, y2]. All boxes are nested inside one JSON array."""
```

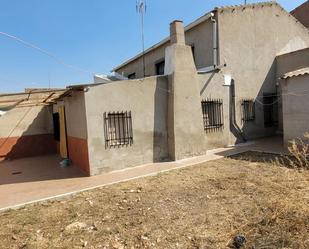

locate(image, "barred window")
[[201, 99, 224, 133], [241, 99, 255, 122], [104, 111, 133, 148]]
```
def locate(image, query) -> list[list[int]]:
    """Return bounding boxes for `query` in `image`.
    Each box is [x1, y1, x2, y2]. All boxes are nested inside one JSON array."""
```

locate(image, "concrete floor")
[[0, 136, 287, 211]]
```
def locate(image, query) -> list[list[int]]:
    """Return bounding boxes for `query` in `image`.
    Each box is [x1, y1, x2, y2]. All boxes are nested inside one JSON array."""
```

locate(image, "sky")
[[0, 0, 305, 93]]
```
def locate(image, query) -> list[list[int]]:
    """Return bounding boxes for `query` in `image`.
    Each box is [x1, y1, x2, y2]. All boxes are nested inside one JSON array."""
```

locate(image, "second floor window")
[[155, 60, 165, 75]]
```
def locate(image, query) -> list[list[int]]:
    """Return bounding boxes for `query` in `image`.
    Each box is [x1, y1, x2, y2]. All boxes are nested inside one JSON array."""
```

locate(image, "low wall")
[[0, 105, 55, 160], [84, 76, 169, 175]]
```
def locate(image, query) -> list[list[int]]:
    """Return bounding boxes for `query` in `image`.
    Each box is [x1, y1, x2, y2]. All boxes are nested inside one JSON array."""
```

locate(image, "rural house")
[[1, 1, 309, 176]]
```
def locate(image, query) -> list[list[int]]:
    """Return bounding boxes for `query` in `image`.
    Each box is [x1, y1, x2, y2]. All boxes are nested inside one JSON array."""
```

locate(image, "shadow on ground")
[[0, 155, 86, 185]]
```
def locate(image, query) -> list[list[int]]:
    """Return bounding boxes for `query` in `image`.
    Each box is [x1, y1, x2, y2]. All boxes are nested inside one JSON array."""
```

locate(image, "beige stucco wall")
[[198, 72, 232, 148], [276, 47, 309, 131], [64, 91, 88, 140], [84, 76, 169, 175], [115, 19, 214, 78], [282, 75, 309, 144], [0, 105, 53, 138], [217, 3, 309, 142], [276, 48, 309, 78]]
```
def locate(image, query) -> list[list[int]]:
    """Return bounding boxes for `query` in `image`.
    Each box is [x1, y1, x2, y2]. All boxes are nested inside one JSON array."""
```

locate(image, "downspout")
[[211, 11, 218, 67], [198, 11, 226, 74]]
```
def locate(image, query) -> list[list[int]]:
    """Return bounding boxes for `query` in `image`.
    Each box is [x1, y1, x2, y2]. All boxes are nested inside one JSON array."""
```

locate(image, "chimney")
[[170, 20, 185, 45]]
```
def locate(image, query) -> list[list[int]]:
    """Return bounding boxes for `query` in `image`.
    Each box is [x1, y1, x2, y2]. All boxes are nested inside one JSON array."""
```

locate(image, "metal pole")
[[137, 0, 146, 78], [141, 10, 146, 77]]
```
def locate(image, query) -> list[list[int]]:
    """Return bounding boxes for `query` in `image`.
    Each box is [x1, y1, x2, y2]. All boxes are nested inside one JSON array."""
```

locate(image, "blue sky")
[[0, 0, 305, 93]]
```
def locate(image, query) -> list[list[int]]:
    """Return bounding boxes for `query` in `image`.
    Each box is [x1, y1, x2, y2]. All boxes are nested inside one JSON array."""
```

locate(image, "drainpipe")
[[198, 11, 224, 74], [211, 12, 218, 67]]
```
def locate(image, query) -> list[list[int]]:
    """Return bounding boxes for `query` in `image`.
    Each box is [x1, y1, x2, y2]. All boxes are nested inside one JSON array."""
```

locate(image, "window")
[[52, 113, 60, 141], [201, 99, 224, 133], [155, 60, 165, 75], [263, 93, 278, 127], [128, 73, 136, 79], [241, 99, 255, 122], [104, 111, 133, 148]]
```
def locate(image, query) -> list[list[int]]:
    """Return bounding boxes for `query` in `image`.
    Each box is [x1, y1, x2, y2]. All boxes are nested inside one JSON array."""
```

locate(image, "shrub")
[[286, 133, 309, 170]]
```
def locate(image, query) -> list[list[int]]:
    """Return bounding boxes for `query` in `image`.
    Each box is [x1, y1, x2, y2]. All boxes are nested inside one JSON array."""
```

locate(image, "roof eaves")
[[276, 47, 309, 57], [215, 1, 279, 11], [112, 11, 213, 72], [282, 67, 309, 79]]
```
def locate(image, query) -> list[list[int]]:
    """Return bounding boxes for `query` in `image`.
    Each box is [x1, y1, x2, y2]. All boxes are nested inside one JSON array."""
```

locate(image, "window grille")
[[241, 99, 255, 122], [104, 111, 133, 148], [201, 99, 224, 133]]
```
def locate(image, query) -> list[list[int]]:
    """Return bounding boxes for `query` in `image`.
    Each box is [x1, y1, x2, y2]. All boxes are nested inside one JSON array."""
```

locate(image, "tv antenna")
[[136, 0, 146, 77]]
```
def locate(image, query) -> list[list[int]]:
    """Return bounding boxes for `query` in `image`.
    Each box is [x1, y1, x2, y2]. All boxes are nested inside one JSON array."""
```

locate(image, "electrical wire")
[[0, 31, 103, 76]]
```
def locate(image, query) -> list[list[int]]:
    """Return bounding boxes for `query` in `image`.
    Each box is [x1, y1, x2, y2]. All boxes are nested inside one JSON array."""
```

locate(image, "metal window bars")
[[241, 99, 255, 122], [104, 111, 133, 148], [201, 99, 224, 133]]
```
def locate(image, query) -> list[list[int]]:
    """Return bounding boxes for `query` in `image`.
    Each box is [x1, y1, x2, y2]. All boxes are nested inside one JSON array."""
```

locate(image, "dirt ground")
[[0, 152, 308, 249]]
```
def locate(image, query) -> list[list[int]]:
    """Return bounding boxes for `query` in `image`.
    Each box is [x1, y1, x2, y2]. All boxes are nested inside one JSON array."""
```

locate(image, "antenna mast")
[[136, 0, 146, 77]]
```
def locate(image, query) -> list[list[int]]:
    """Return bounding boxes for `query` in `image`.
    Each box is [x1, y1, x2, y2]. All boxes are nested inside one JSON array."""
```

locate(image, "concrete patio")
[[0, 136, 287, 212]]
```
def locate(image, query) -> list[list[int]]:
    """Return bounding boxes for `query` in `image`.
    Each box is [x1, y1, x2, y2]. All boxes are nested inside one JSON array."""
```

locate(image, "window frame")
[[155, 60, 165, 76], [241, 99, 256, 122], [103, 111, 133, 148], [201, 99, 224, 133]]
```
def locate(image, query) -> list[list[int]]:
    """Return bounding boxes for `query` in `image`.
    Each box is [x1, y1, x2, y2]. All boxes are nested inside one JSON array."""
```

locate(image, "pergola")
[[0, 89, 70, 113]]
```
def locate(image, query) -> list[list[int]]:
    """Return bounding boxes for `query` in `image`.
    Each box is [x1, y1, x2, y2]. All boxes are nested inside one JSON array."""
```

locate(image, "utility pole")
[[136, 0, 146, 77]]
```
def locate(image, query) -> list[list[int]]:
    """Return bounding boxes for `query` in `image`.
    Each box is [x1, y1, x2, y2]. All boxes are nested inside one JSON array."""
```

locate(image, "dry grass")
[[284, 133, 309, 170], [0, 152, 308, 249]]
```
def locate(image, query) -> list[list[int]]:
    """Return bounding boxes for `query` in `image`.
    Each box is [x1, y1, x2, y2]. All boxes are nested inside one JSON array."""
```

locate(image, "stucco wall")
[[56, 91, 90, 174], [276, 48, 309, 132], [198, 72, 232, 148], [84, 76, 168, 175], [0, 105, 55, 159], [115, 19, 214, 78], [276, 48, 309, 78], [282, 75, 309, 144], [217, 3, 309, 142]]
